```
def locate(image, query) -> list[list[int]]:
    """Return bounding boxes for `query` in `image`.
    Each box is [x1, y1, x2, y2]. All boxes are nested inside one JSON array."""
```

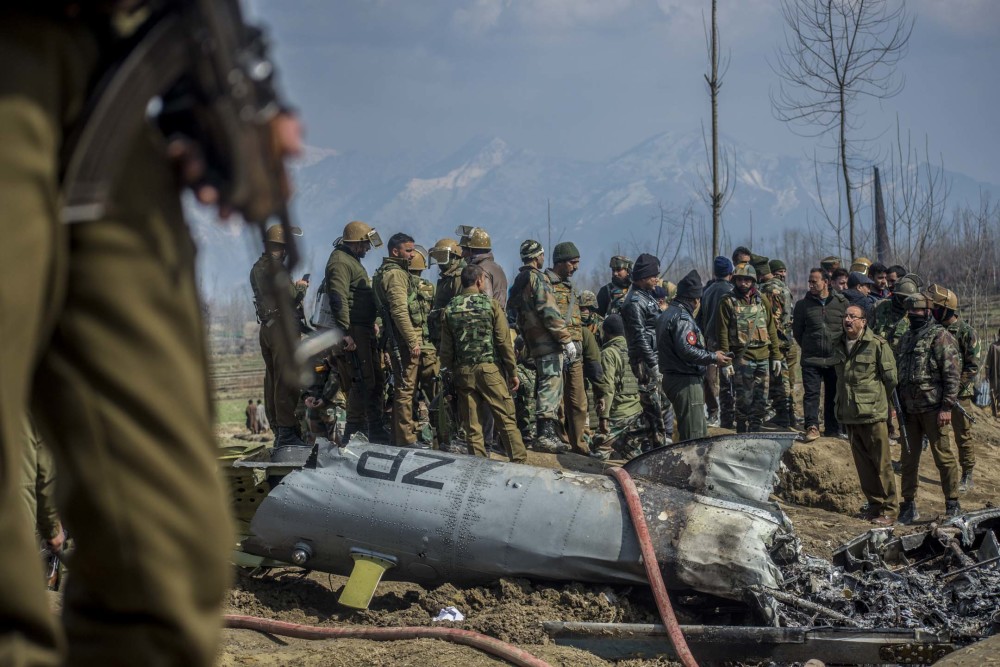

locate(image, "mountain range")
[[192, 129, 996, 298]]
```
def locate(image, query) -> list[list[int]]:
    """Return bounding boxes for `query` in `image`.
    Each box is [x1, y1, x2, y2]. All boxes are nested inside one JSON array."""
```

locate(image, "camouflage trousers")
[[515, 363, 536, 437], [534, 352, 564, 421], [734, 357, 768, 428], [592, 412, 654, 459], [767, 344, 796, 423]]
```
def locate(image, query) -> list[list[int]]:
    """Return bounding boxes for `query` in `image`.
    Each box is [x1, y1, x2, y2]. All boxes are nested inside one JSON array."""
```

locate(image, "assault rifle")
[[955, 401, 978, 424], [61, 0, 301, 372], [379, 305, 404, 372]]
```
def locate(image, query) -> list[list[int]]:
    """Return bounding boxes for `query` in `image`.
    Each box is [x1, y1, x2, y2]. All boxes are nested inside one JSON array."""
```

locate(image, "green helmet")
[[520, 239, 544, 261], [893, 274, 921, 297], [456, 225, 491, 250], [733, 264, 757, 281], [579, 290, 598, 308]]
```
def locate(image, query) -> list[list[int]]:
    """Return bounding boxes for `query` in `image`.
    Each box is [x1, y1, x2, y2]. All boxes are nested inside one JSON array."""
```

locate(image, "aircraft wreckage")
[[226, 433, 1000, 663]]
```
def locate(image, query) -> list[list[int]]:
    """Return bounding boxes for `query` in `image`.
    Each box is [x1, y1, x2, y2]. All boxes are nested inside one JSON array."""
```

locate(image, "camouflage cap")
[[733, 263, 757, 281], [579, 290, 598, 308], [609, 255, 633, 270], [520, 239, 544, 261]]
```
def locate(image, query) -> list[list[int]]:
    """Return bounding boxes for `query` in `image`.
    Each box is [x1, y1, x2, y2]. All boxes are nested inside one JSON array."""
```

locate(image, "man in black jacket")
[[793, 268, 849, 442], [658, 270, 729, 441], [622, 253, 671, 446]]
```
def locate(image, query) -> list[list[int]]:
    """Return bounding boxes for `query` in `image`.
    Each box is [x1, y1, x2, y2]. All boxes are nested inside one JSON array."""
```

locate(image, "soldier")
[[592, 315, 647, 460], [250, 224, 308, 448], [821, 256, 843, 273], [580, 290, 605, 345], [699, 256, 735, 428], [457, 226, 508, 309], [927, 284, 982, 492], [872, 273, 921, 352], [657, 270, 730, 441], [441, 265, 527, 462], [513, 337, 537, 442], [986, 328, 1000, 418], [770, 258, 800, 427], [896, 293, 963, 523], [408, 245, 440, 443], [507, 240, 575, 453], [546, 242, 589, 455], [718, 265, 782, 432], [597, 255, 632, 316], [428, 237, 466, 347], [756, 256, 795, 427], [834, 304, 898, 526], [372, 233, 423, 447], [793, 268, 849, 441], [621, 253, 672, 446], [850, 256, 872, 274], [325, 220, 387, 443], [20, 417, 64, 569]]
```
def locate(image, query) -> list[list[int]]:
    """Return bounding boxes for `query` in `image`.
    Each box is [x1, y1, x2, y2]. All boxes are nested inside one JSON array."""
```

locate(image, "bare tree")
[[700, 0, 736, 258], [772, 0, 914, 257]]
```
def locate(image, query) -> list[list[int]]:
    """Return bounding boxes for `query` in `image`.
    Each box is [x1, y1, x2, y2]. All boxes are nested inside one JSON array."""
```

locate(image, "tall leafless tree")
[[771, 0, 913, 258]]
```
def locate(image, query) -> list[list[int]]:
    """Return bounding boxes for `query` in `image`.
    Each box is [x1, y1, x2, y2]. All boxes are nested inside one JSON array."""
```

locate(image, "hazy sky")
[[248, 0, 1000, 184]]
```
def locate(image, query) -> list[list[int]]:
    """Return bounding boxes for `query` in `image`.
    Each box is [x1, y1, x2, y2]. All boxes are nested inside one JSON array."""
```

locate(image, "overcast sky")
[[247, 0, 1000, 184]]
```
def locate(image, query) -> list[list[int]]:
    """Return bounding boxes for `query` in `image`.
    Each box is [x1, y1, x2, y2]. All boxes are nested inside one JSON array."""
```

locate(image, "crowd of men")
[[252, 223, 989, 528]]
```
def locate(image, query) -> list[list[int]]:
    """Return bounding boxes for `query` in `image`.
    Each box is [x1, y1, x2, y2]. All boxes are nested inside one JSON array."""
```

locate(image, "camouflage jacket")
[[945, 317, 982, 399], [508, 265, 571, 358], [249, 252, 306, 323], [411, 275, 436, 349], [545, 269, 583, 343], [597, 279, 630, 317], [325, 245, 376, 329], [871, 298, 909, 352], [759, 277, 793, 346], [372, 257, 421, 350], [896, 320, 961, 414], [594, 335, 642, 421], [440, 288, 516, 378], [718, 289, 780, 362], [582, 311, 605, 346]]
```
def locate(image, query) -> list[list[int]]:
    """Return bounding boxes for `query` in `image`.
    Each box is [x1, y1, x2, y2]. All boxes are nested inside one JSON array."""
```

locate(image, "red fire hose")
[[223, 614, 552, 667], [607, 465, 700, 667]]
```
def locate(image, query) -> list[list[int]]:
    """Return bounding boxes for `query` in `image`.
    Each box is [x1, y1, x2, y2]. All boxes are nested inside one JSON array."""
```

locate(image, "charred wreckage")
[[224, 433, 1000, 664]]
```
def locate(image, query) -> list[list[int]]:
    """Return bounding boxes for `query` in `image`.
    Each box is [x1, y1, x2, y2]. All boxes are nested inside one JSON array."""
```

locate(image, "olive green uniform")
[[592, 335, 645, 457], [0, 14, 232, 665], [441, 289, 527, 462], [835, 328, 899, 517], [250, 252, 307, 430], [547, 269, 588, 454], [412, 274, 440, 440], [945, 318, 981, 475], [325, 244, 383, 433], [20, 416, 60, 544], [373, 257, 423, 446]]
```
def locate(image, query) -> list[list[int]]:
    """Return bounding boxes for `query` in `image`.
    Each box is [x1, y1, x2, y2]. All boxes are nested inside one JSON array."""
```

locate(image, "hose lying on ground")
[[607, 465, 700, 667], [223, 614, 553, 667]]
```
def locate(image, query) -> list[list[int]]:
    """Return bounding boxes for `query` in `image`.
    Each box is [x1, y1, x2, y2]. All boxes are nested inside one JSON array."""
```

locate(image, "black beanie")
[[676, 269, 703, 299], [603, 314, 625, 338], [631, 253, 660, 280]]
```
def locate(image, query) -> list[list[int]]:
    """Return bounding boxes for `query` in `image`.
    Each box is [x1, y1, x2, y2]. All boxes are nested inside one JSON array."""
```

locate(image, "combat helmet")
[[925, 283, 958, 310], [429, 237, 462, 265], [341, 220, 383, 247], [893, 274, 922, 297], [850, 257, 872, 273], [410, 245, 429, 271], [265, 224, 303, 244], [456, 225, 491, 250], [609, 255, 633, 271], [732, 263, 758, 281], [579, 290, 598, 309]]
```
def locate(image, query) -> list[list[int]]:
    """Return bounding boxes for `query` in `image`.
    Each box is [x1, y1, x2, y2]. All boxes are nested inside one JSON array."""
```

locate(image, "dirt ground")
[[215, 404, 1000, 665]]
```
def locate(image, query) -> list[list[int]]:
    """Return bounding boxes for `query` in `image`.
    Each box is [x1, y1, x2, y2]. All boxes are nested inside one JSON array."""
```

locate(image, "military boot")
[[366, 420, 392, 444], [898, 500, 920, 525], [945, 499, 962, 518], [533, 418, 570, 454], [959, 470, 974, 492], [275, 426, 308, 449]]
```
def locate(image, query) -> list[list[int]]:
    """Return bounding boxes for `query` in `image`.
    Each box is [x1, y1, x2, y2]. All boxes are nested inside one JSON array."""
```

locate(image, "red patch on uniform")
[[686, 331, 698, 345]]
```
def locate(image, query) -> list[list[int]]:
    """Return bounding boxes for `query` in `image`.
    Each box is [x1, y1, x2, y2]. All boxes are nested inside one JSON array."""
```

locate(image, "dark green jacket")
[[324, 245, 375, 329], [249, 253, 305, 322], [834, 327, 897, 425]]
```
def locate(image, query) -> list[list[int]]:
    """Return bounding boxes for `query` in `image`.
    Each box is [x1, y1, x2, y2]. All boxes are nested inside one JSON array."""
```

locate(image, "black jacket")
[[698, 278, 733, 349], [621, 286, 660, 373], [657, 301, 715, 377], [792, 290, 848, 366]]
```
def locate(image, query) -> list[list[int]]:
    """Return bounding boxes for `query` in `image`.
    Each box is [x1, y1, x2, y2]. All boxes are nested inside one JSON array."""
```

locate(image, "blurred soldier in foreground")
[[250, 224, 308, 448], [20, 417, 64, 579], [0, 3, 304, 662], [592, 315, 646, 460], [507, 240, 574, 453], [834, 304, 898, 526], [373, 233, 422, 447], [326, 220, 387, 443], [699, 256, 735, 427], [547, 242, 589, 454], [441, 265, 526, 462], [927, 284, 981, 492], [896, 293, 962, 524], [597, 255, 632, 316], [458, 226, 508, 309], [657, 270, 729, 441]]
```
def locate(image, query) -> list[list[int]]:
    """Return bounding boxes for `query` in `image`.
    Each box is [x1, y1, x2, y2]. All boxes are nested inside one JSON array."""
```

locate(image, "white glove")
[[771, 360, 782, 376], [562, 341, 578, 363], [721, 364, 734, 380]]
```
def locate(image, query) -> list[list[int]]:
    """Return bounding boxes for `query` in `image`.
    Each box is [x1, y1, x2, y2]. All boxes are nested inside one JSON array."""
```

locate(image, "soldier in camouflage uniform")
[[757, 256, 794, 427], [872, 274, 921, 439], [927, 284, 982, 492], [718, 264, 782, 432], [546, 242, 590, 455], [895, 293, 963, 524], [250, 225, 308, 448], [580, 290, 605, 345], [513, 337, 537, 441], [440, 265, 527, 462], [579, 289, 604, 434], [428, 238, 465, 448], [769, 258, 799, 426], [592, 315, 648, 460], [507, 240, 575, 453], [597, 255, 632, 316], [408, 245, 439, 444], [372, 233, 422, 447]]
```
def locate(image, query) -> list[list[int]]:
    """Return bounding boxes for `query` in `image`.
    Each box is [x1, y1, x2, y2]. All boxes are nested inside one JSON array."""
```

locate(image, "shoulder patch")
[[686, 331, 698, 345]]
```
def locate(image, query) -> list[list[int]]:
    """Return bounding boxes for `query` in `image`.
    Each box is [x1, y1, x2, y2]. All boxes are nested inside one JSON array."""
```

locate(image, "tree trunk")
[[839, 90, 855, 258], [710, 0, 721, 259]]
